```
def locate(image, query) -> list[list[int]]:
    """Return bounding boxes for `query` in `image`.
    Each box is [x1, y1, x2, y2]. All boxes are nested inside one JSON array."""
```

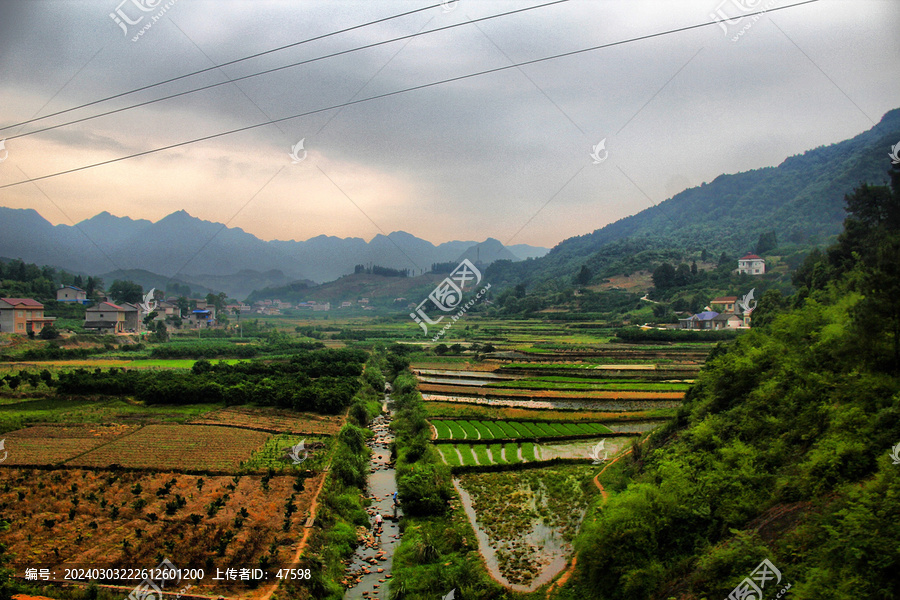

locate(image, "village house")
[[710, 296, 738, 313], [121, 303, 142, 332], [678, 310, 719, 330], [187, 309, 214, 327], [154, 300, 179, 318], [312, 302, 331, 312], [0, 298, 55, 335], [84, 301, 126, 333], [56, 285, 89, 304], [711, 312, 743, 329], [737, 253, 766, 275]]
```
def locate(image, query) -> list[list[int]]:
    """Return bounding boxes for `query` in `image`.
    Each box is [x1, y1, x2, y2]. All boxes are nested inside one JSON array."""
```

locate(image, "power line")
[[0, 2, 446, 132], [4, 0, 569, 141], [0, 0, 820, 191]]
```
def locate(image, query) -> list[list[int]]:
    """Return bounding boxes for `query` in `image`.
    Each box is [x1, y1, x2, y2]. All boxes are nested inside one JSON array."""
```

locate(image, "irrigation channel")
[[343, 404, 402, 599]]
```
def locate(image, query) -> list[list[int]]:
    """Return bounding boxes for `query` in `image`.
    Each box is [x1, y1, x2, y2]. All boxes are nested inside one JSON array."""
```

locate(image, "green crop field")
[[241, 434, 330, 472], [432, 420, 452, 439], [439, 445, 462, 466], [521, 442, 539, 462], [488, 443, 505, 464], [457, 444, 478, 466], [460, 420, 480, 439], [473, 421, 494, 440], [446, 420, 466, 439], [504, 442, 520, 464], [430, 419, 614, 441], [0, 396, 220, 435]]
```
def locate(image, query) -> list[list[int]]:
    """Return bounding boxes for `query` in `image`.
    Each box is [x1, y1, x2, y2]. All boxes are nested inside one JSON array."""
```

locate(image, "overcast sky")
[[0, 0, 897, 248]]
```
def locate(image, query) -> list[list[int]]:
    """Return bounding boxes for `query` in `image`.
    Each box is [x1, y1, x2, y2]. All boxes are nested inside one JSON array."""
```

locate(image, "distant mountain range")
[[487, 107, 900, 289], [0, 207, 548, 298]]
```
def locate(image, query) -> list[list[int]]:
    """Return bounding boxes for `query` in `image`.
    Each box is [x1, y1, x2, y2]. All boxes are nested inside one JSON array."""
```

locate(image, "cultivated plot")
[[67, 424, 269, 471]]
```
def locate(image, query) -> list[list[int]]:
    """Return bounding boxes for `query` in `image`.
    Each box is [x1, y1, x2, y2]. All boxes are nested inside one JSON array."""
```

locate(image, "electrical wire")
[[3, 0, 570, 141], [0, 0, 820, 190], [0, 2, 446, 132]]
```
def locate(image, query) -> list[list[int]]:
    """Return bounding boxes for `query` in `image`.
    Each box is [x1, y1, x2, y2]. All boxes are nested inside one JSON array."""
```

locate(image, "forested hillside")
[[568, 164, 900, 599], [488, 108, 900, 291]]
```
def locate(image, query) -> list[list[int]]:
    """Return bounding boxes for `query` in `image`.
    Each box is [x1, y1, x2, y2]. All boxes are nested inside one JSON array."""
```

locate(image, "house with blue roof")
[[56, 285, 89, 304], [679, 310, 719, 330]]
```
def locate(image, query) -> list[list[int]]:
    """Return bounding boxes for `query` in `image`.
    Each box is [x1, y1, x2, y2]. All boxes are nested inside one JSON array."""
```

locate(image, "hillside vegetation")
[[488, 108, 900, 292], [568, 165, 900, 599]]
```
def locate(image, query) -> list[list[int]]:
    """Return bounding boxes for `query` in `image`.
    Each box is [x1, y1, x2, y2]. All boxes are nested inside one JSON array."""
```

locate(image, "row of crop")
[[431, 419, 611, 440], [437, 442, 541, 466]]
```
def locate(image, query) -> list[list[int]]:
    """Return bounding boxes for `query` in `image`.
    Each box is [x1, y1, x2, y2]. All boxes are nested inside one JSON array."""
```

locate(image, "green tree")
[[750, 289, 787, 329], [152, 321, 169, 342], [85, 276, 102, 299], [38, 324, 60, 339], [755, 230, 777, 254], [176, 296, 190, 316], [652, 263, 676, 290], [575, 265, 593, 286], [108, 280, 143, 304], [674, 263, 691, 287]]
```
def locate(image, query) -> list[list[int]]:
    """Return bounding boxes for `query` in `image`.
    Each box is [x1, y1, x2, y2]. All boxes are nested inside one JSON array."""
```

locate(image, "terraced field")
[[431, 419, 612, 440], [436, 436, 633, 466]]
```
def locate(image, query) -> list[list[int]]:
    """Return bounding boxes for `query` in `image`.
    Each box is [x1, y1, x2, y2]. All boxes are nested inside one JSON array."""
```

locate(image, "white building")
[[737, 253, 765, 275]]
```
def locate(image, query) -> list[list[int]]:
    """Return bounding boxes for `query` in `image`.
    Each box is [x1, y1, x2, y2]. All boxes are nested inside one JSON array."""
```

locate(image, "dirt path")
[[545, 434, 651, 598], [255, 470, 329, 600]]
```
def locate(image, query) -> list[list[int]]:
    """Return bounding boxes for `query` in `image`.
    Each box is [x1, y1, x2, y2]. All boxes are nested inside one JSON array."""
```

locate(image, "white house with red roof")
[[84, 301, 126, 333], [737, 253, 766, 275], [0, 298, 56, 335]]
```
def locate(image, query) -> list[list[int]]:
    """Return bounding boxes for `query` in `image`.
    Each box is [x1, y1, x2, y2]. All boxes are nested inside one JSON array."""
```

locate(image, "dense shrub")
[[55, 349, 365, 414]]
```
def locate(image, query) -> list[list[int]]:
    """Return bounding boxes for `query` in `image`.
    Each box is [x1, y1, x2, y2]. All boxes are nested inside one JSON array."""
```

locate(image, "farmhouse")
[[56, 285, 89, 304], [711, 312, 743, 329], [710, 296, 737, 313], [121, 302, 142, 332], [678, 311, 719, 330], [737, 253, 766, 275], [0, 298, 55, 335], [188, 309, 213, 328], [84, 301, 126, 333]]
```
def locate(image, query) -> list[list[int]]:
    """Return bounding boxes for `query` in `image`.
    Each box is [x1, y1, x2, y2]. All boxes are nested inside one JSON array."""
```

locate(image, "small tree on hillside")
[[39, 324, 60, 340]]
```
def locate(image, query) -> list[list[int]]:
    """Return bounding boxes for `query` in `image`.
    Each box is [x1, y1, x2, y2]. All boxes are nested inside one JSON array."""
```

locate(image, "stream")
[[343, 403, 401, 600]]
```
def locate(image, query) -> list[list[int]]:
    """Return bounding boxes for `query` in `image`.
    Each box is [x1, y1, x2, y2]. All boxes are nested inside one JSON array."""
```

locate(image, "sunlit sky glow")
[[0, 0, 898, 248]]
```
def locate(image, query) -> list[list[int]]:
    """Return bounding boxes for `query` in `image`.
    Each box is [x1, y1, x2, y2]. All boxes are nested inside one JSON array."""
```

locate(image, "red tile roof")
[[90, 301, 125, 311], [711, 296, 738, 302], [0, 298, 44, 308], [740, 253, 762, 260]]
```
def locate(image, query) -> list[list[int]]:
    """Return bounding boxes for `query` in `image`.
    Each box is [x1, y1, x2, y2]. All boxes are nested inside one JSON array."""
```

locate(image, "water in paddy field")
[[343, 407, 401, 600]]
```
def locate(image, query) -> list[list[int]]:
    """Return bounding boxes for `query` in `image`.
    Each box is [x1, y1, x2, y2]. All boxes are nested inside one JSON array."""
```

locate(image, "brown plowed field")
[[1, 425, 139, 466], [190, 406, 343, 435], [66, 425, 269, 471], [1, 468, 323, 597]]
